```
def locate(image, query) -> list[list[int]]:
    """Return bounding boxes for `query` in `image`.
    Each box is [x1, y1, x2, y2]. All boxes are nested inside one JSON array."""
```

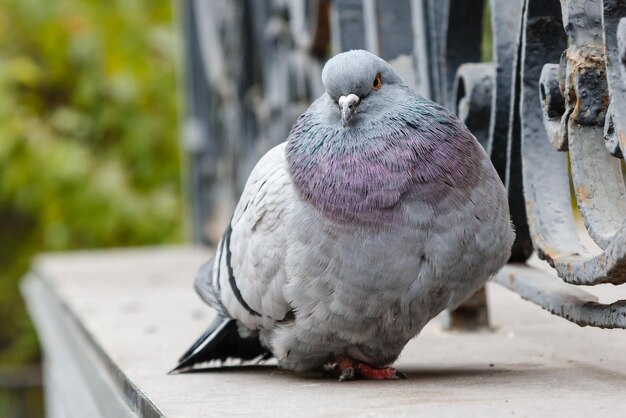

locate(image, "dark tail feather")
[[169, 315, 271, 374]]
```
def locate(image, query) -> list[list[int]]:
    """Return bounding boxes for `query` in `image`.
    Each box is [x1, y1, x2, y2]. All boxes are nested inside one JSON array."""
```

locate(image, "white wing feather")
[[216, 143, 295, 330]]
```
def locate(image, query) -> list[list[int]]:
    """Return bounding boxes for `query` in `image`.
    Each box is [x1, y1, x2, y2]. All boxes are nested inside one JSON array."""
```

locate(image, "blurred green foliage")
[[482, 1, 493, 63], [0, 0, 183, 366]]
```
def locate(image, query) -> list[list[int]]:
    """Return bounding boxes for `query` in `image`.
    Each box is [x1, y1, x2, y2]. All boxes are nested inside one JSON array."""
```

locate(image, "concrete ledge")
[[22, 246, 626, 417]]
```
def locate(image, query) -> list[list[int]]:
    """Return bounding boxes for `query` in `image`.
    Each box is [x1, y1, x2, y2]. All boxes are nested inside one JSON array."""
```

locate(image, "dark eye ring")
[[372, 73, 382, 90]]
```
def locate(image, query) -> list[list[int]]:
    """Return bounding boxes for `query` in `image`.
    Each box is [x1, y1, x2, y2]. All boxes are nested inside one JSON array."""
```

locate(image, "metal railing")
[[180, 0, 626, 329]]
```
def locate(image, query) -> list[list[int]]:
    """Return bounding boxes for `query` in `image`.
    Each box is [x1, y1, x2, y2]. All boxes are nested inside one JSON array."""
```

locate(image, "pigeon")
[[172, 50, 515, 380]]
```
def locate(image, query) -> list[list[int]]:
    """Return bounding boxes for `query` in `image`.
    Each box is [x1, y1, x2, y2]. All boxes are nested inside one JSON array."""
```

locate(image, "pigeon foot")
[[324, 355, 406, 381]]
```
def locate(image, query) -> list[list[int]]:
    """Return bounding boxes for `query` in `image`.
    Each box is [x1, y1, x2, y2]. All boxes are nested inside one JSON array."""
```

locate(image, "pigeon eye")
[[372, 74, 382, 90]]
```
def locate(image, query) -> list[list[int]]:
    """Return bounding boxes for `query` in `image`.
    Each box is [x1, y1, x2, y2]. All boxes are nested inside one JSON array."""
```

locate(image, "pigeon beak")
[[338, 93, 360, 127]]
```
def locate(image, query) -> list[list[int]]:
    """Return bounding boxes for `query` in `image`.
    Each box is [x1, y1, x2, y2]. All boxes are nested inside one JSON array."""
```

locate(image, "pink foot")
[[325, 355, 406, 381]]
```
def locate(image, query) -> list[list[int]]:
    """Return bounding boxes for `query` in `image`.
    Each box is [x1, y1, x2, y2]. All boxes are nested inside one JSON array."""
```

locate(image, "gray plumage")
[[176, 50, 514, 376]]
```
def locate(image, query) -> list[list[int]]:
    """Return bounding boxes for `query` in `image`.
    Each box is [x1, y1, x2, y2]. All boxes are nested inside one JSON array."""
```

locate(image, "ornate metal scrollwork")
[[521, 0, 626, 283], [511, 0, 626, 327]]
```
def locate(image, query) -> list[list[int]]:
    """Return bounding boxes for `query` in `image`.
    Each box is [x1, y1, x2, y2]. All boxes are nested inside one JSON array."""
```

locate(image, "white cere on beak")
[[338, 93, 360, 127], [338, 93, 360, 109]]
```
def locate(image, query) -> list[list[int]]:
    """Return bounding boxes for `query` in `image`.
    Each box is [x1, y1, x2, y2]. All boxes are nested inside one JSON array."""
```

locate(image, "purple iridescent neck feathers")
[[286, 92, 482, 225]]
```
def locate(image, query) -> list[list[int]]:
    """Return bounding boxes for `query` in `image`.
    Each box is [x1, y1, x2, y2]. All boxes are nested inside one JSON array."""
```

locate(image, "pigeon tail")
[[169, 315, 271, 374]]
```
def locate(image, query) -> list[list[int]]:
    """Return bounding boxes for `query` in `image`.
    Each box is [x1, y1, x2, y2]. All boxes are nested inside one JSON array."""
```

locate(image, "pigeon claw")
[[338, 366, 356, 382], [326, 355, 406, 381]]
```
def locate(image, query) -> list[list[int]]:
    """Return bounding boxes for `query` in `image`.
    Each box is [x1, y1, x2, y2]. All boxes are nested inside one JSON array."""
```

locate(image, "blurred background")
[[0, 0, 182, 416]]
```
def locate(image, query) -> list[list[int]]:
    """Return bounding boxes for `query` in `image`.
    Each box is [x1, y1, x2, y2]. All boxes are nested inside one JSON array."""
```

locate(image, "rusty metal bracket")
[[521, 0, 626, 288]]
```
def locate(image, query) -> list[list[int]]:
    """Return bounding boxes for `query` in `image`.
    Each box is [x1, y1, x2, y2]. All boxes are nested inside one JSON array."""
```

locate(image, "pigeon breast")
[[286, 92, 483, 226]]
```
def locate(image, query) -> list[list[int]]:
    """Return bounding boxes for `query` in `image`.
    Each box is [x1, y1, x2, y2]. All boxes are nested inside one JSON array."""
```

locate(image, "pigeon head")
[[321, 50, 404, 127]]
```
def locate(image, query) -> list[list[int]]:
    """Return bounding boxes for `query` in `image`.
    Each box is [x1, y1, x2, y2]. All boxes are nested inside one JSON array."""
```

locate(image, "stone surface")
[[24, 246, 626, 417]]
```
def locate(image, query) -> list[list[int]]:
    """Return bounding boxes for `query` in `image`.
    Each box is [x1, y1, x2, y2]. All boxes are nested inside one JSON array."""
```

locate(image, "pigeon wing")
[[196, 143, 295, 331]]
